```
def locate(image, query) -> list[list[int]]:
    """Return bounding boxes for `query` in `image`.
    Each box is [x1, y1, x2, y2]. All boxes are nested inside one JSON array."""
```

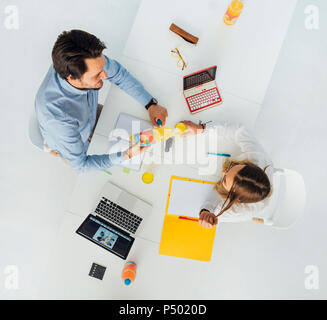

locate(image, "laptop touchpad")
[[117, 191, 137, 211]]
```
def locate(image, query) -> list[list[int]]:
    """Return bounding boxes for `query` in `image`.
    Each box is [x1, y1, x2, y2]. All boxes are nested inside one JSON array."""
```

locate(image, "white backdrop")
[[0, 0, 326, 299]]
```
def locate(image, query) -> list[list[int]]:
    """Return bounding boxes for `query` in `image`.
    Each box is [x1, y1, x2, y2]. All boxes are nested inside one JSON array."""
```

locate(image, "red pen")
[[178, 216, 199, 222]]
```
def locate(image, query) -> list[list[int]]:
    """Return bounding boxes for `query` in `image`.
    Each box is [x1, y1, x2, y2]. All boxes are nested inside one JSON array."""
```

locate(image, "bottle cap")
[[124, 278, 131, 285]]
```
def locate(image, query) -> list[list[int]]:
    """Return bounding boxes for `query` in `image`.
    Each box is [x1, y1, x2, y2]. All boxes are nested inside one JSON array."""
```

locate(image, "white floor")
[[0, 0, 326, 299]]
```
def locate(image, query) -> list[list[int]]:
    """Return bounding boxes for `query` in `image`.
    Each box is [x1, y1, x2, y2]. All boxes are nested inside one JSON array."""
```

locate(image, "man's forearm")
[[105, 56, 153, 107], [68, 152, 125, 173]]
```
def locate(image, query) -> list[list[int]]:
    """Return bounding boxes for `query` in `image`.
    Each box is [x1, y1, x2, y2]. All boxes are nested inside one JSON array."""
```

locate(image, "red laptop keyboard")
[[186, 88, 222, 113]]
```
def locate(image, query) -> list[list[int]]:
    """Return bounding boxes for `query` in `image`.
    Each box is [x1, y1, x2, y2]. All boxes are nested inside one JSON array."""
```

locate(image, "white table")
[[38, 0, 297, 299], [39, 211, 259, 300], [94, 56, 262, 138], [124, 0, 297, 104]]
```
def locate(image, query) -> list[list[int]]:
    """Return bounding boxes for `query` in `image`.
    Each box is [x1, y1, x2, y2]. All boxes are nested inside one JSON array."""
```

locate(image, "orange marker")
[[122, 261, 137, 286]]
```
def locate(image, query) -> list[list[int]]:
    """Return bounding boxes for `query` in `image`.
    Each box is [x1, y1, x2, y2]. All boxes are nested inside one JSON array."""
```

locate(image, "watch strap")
[[145, 98, 157, 110]]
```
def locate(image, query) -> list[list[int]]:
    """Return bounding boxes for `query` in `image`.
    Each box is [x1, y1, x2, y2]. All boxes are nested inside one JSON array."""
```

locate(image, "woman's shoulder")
[[214, 198, 269, 222]]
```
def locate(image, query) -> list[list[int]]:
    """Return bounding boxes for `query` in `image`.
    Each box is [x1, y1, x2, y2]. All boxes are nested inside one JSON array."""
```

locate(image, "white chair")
[[261, 168, 306, 229], [28, 111, 65, 161], [28, 111, 44, 150]]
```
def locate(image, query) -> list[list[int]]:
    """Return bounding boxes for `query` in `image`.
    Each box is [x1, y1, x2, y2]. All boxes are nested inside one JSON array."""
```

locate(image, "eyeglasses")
[[171, 48, 187, 70]]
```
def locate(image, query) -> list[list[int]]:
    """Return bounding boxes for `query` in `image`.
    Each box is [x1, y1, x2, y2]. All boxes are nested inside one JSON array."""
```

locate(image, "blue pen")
[[207, 152, 231, 157], [156, 119, 162, 127]]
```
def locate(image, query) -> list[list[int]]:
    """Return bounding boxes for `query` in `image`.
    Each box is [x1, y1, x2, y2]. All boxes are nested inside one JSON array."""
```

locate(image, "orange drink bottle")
[[224, 0, 244, 25], [122, 261, 137, 286]]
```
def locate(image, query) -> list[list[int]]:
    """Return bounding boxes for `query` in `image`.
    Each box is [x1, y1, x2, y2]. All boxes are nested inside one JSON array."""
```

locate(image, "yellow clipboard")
[[159, 176, 217, 262]]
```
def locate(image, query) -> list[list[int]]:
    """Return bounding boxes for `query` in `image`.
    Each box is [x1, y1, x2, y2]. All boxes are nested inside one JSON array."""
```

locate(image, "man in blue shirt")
[[35, 29, 168, 172]]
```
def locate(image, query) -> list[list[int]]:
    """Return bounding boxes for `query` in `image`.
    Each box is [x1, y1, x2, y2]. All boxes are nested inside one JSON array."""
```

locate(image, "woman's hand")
[[124, 142, 150, 160], [198, 210, 218, 229], [180, 120, 204, 137]]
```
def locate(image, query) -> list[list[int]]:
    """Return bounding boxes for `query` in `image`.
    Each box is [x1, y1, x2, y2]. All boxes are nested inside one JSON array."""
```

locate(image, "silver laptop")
[[91, 181, 152, 237]]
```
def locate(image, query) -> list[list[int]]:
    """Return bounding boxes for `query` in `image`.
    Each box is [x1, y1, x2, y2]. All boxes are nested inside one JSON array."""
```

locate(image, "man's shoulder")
[[36, 66, 62, 103], [35, 65, 73, 117]]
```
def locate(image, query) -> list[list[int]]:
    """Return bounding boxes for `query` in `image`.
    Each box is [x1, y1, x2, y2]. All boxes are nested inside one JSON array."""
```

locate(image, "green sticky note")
[[123, 168, 130, 174]]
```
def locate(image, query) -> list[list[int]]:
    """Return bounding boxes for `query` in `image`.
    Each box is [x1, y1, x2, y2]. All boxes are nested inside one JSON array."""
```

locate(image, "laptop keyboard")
[[187, 88, 221, 112], [95, 197, 143, 234]]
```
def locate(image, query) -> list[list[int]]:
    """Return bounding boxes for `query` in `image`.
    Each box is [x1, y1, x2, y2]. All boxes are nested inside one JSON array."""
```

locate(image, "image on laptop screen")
[[76, 214, 134, 260], [93, 227, 118, 249], [183, 66, 217, 90]]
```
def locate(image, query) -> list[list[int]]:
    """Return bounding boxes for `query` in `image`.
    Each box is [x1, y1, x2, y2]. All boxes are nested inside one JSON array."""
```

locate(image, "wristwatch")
[[199, 208, 209, 215], [199, 120, 210, 132], [145, 98, 158, 110]]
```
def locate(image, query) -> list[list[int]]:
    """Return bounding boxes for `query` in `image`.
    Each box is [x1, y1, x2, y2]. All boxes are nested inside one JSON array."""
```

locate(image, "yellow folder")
[[159, 176, 217, 262]]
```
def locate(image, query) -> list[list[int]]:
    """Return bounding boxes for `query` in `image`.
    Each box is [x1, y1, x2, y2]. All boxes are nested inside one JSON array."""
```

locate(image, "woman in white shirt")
[[181, 120, 273, 229]]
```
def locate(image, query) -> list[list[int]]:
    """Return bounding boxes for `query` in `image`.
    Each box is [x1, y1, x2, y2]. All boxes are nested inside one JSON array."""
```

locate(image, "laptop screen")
[[183, 66, 217, 91], [76, 214, 134, 260]]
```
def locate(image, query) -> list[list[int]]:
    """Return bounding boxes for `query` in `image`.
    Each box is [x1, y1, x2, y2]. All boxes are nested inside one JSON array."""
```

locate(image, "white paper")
[[167, 178, 216, 218]]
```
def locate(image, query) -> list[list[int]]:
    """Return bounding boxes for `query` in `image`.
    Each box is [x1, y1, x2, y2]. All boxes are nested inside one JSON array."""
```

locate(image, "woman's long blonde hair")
[[215, 159, 272, 217]]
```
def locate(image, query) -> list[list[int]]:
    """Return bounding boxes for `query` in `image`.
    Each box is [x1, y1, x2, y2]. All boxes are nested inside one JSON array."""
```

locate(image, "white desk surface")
[[39, 0, 297, 299], [124, 0, 297, 104], [94, 56, 261, 139], [39, 200, 270, 300], [38, 212, 209, 300], [68, 145, 224, 243]]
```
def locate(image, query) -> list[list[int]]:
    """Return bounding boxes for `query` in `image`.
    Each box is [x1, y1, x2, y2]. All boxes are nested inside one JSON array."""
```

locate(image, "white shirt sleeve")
[[201, 186, 221, 213], [201, 122, 274, 223]]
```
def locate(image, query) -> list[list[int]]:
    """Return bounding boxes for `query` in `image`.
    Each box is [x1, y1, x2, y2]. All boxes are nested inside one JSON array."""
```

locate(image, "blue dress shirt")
[[35, 55, 153, 172]]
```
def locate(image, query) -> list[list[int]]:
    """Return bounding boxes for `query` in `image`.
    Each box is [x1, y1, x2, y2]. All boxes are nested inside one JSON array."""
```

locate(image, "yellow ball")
[[175, 122, 187, 133], [142, 172, 154, 184]]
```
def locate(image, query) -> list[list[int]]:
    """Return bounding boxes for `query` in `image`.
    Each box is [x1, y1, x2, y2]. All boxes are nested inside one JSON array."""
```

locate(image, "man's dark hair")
[[52, 29, 106, 80]]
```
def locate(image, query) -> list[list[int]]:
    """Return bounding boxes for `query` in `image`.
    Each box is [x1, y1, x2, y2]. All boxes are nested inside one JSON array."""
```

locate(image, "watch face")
[[152, 98, 158, 104]]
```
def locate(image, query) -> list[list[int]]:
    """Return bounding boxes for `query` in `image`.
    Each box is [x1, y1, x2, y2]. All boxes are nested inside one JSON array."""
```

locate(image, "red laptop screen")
[[183, 66, 217, 90]]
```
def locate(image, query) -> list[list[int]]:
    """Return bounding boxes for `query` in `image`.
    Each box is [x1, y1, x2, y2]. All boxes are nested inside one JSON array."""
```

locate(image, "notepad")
[[167, 177, 216, 218]]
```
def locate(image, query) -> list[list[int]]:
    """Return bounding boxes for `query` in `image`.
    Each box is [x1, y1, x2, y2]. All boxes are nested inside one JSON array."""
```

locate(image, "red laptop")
[[183, 66, 222, 114]]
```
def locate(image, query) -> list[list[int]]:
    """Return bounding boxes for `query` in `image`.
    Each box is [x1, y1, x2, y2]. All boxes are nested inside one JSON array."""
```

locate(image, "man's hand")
[[180, 120, 204, 137], [198, 210, 218, 229], [123, 142, 150, 160], [148, 104, 168, 127]]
